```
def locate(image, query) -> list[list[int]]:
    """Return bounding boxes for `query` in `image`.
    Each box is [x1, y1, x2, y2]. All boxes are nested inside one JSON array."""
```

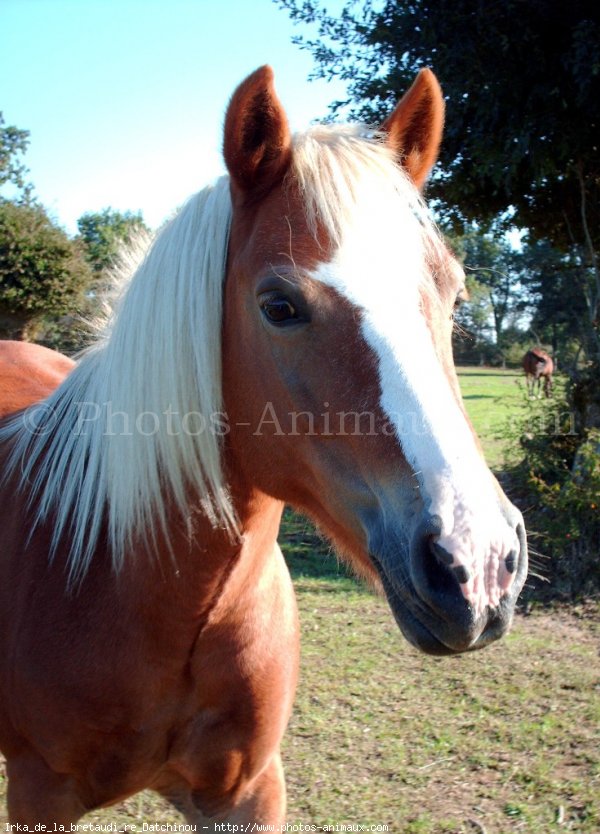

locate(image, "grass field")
[[280, 515, 600, 834], [457, 367, 525, 468], [1, 368, 597, 832], [456, 366, 567, 470]]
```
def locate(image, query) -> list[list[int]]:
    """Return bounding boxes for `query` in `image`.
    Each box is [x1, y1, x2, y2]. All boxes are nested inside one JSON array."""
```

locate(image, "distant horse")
[[0, 67, 527, 826], [523, 347, 554, 397]]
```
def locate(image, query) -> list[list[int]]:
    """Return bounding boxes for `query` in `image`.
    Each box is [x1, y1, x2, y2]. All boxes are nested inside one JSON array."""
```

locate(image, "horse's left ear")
[[380, 68, 445, 190], [223, 65, 292, 196]]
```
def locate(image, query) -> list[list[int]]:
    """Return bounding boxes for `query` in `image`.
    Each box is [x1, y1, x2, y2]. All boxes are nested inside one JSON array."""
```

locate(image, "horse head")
[[221, 67, 528, 656]]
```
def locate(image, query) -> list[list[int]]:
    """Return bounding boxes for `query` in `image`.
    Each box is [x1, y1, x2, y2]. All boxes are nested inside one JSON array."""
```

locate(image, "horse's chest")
[[159, 573, 299, 804]]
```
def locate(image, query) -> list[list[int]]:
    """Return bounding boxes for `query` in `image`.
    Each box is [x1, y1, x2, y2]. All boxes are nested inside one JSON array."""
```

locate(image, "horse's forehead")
[[228, 181, 328, 273], [229, 171, 456, 312]]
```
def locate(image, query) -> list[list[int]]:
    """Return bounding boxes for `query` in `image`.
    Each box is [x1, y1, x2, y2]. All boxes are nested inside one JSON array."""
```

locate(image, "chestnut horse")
[[523, 347, 554, 397], [0, 67, 527, 826]]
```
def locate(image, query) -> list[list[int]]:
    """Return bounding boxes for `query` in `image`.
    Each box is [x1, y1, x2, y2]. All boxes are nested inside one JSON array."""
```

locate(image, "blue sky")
[[1, 0, 348, 233]]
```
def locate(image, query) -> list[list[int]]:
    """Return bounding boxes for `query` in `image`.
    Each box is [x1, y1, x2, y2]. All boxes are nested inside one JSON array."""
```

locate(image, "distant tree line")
[[0, 113, 148, 348]]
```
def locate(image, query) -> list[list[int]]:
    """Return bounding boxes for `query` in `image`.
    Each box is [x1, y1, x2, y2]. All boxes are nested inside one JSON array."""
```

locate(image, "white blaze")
[[311, 174, 519, 615]]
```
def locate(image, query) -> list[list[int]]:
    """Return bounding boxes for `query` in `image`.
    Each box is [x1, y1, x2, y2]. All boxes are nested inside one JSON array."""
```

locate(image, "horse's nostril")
[[505, 549, 517, 573], [409, 525, 476, 644], [406, 515, 526, 653], [429, 539, 471, 584], [453, 565, 470, 584]]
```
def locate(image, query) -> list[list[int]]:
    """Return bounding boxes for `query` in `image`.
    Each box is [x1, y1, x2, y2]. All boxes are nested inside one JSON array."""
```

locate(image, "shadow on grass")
[[279, 508, 358, 585]]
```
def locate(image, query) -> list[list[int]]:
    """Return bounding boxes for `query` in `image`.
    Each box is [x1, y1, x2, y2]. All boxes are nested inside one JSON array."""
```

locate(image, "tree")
[[454, 273, 493, 344], [0, 113, 32, 199], [77, 208, 148, 274], [516, 239, 590, 363], [0, 201, 92, 340], [449, 227, 527, 358], [277, 0, 600, 362]]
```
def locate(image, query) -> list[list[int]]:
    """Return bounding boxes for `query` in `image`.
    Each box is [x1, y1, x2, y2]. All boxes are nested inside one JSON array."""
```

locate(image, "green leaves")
[[277, 0, 600, 249], [77, 208, 148, 274], [0, 200, 92, 326], [0, 112, 31, 195], [0, 113, 150, 344]]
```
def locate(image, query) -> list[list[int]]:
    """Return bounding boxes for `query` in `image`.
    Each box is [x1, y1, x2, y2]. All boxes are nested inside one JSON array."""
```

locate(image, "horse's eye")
[[451, 287, 468, 320], [261, 295, 298, 324]]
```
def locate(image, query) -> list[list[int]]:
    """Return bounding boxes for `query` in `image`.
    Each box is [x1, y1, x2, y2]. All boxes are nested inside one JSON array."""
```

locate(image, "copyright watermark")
[[4, 823, 390, 833], [13, 399, 580, 442], [21, 402, 58, 436]]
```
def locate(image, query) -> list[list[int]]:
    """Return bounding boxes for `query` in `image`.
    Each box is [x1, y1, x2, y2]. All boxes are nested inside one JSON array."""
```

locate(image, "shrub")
[[506, 397, 600, 599], [0, 200, 92, 339]]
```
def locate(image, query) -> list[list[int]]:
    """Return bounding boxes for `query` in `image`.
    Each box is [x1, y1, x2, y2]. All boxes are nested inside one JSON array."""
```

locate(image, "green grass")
[[457, 366, 527, 468], [1, 368, 596, 832], [277, 496, 600, 833], [456, 366, 567, 469], [283, 581, 600, 833]]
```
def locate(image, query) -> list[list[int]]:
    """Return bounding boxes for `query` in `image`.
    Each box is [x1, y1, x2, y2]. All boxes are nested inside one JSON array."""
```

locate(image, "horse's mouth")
[[390, 597, 512, 656], [390, 603, 464, 656], [369, 552, 517, 656]]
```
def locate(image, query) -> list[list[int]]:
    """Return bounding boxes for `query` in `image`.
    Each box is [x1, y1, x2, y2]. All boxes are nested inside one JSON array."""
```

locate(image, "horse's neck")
[[123, 486, 286, 626], [123, 490, 286, 675]]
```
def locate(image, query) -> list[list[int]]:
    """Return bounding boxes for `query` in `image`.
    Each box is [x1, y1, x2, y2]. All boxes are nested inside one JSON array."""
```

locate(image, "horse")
[[0, 66, 528, 826], [523, 347, 554, 397]]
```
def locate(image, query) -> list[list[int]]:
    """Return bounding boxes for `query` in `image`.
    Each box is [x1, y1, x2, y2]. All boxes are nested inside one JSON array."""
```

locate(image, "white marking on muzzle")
[[368, 323, 519, 616]]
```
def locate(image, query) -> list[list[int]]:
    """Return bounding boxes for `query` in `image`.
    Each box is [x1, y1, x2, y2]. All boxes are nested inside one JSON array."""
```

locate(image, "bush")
[[506, 398, 600, 599], [0, 199, 92, 339]]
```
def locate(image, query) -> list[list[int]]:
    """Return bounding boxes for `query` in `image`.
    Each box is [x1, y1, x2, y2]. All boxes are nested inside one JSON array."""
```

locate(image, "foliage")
[[506, 398, 600, 598], [498, 328, 536, 368], [0, 200, 92, 340], [448, 226, 591, 370], [277, 0, 600, 367], [0, 113, 95, 343], [77, 208, 148, 274], [0, 112, 32, 198], [516, 238, 594, 361], [448, 225, 526, 354], [453, 270, 492, 344], [277, 0, 599, 237], [35, 313, 96, 356]]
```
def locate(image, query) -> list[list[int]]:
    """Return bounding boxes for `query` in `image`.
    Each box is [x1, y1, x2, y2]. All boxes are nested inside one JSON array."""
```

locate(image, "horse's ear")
[[223, 66, 292, 195], [380, 68, 445, 190]]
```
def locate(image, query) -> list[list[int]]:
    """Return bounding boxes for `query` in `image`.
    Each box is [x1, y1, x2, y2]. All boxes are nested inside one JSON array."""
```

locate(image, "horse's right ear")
[[223, 66, 292, 196], [380, 68, 445, 190]]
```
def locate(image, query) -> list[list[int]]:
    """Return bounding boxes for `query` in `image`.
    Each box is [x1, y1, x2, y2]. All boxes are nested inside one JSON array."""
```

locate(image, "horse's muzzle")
[[371, 511, 528, 656]]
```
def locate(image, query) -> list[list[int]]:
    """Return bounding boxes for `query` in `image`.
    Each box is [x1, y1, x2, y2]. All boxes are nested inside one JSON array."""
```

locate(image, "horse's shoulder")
[[0, 340, 75, 418]]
